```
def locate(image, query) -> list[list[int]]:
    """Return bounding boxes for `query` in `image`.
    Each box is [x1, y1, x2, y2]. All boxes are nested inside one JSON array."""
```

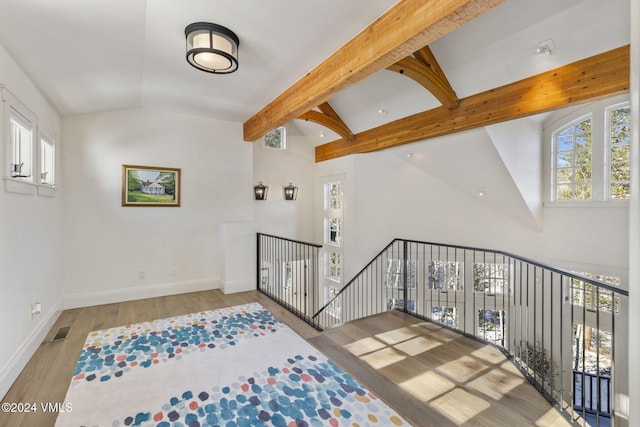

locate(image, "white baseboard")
[[0, 300, 63, 400], [220, 278, 256, 294], [1, 278, 220, 400], [62, 277, 220, 310]]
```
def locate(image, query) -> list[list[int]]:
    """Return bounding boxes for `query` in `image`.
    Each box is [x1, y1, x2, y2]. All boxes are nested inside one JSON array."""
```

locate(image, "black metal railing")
[[311, 238, 628, 426], [256, 233, 323, 329], [574, 370, 611, 417]]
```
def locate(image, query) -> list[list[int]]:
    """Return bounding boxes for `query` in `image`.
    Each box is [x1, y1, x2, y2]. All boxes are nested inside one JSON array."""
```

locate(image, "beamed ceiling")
[[0, 0, 630, 156], [243, 0, 630, 162], [315, 45, 630, 162]]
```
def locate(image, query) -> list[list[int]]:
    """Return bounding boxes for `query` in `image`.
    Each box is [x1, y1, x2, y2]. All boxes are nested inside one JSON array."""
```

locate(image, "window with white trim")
[[427, 260, 463, 292], [325, 285, 342, 319], [548, 97, 631, 203], [477, 309, 506, 347], [40, 130, 55, 186], [432, 306, 459, 328], [606, 103, 631, 200], [552, 116, 592, 201], [324, 217, 341, 246], [9, 106, 35, 180], [2, 88, 58, 196], [473, 263, 508, 295], [326, 251, 341, 281], [321, 177, 345, 318]]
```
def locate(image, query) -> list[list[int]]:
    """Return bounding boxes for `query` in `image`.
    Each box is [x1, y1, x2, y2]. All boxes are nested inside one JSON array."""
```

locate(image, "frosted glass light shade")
[[185, 22, 239, 74]]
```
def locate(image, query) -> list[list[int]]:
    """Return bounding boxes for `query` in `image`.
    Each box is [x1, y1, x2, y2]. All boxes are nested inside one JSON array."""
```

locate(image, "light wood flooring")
[[1, 290, 571, 427]]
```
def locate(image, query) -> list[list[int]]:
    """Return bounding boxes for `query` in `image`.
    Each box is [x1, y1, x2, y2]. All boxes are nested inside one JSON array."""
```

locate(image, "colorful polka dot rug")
[[55, 302, 408, 427]]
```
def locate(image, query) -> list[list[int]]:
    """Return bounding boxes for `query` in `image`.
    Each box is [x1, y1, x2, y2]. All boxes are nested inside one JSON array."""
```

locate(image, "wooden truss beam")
[[387, 46, 458, 109], [243, 0, 504, 142], [298, 103, 354, 141], [315, 45, 630, 162]]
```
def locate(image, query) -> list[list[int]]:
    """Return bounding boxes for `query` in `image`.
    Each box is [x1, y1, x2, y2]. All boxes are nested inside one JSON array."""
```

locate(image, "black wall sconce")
[[284, 182, 298, 201], [254, 181, 268, 200]]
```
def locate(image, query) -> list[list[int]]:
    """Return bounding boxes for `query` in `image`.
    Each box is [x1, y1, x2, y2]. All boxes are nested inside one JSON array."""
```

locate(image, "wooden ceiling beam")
[[316, 45, 630, 162], [317, 102, 344, 124], [298, 109, 354, 141], [243, 0, 504, 142], [387, 46, 458, 109]]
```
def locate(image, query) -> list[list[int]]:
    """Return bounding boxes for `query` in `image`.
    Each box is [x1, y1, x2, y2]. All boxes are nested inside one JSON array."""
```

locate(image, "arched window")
[[552, 116, 592, 201], [549, 98, 631, 203]]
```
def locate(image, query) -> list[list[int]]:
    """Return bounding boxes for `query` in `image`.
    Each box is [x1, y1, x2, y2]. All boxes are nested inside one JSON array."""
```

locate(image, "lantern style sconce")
[[254, 181, 268, 200], [284, 182, 298, 201]]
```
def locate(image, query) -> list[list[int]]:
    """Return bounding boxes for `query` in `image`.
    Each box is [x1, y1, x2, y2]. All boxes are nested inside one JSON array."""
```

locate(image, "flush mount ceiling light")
[[185, 22, 239, 74]]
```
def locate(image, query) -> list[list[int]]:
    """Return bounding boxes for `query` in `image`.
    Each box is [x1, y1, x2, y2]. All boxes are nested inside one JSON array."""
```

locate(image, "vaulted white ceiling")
[[0, 0, 630, 144]]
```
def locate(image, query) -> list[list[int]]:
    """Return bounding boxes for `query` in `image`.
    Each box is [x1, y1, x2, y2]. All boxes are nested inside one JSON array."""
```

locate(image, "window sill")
[[3, 177, 36, 195], [38, 184, 57, 197], [544, 200, 629, 209]]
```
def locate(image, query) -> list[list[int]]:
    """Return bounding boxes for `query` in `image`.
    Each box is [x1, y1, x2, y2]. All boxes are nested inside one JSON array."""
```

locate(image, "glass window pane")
[[611, 125, 631, 143], [610, 106, 631, 127], [575, 184, 591, 200], [575, 133, 591, 149], [325, 182, 342, 210], [610, 183, 630, 200], [557, 151, 573, 167], [557, 135, 573, 150], [40, 136, 55, 185], [574, 150, 592, 166], [575, 166, 591, 182], [432, 306, 459, 328], [556, 168, 572, 184], [10, 114, 33, 178], [611, 144, 630, 163], [477, 309, 506, 347], [473, 263, 507, 294], [327, 252, 341, 280], [427, 261, 463, 291], [556, 184, 573, 200]]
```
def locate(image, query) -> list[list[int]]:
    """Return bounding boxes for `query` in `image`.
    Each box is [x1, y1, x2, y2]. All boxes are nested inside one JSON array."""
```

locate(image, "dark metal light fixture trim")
[[284, 183, 298, 201], [254, 181, 268, 200], [185, 22, 239, 74]]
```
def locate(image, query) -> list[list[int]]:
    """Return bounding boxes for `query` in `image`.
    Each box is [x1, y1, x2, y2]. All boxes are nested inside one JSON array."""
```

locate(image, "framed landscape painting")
[[122, 165, 181, 207]]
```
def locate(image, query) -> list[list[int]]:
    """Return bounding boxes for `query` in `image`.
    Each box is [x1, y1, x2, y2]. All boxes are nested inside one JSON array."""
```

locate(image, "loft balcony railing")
[[257, 235, 629, 426], [256, 233, 323, 329]]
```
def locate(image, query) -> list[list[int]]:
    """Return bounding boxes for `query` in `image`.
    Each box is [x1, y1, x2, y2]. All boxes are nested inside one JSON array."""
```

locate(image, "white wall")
[[321, 126, 629, 285], [252, 126, 316, 243], [61, 108, 253, 307], [0, 43, 63, 398]]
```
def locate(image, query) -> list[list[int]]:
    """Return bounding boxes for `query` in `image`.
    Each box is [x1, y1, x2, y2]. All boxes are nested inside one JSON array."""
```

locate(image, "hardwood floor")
[[1, 290, 571, 427]]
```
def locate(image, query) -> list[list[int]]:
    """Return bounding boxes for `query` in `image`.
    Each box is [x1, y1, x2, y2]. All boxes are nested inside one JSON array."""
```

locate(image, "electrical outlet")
[[138, 270, 145, 280], [31, 302, 42, 316], [169, 266, 177, 276]]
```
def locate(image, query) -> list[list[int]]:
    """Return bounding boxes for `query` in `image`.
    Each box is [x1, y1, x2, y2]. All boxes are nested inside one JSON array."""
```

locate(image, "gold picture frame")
[[122, 164, 181, 207]]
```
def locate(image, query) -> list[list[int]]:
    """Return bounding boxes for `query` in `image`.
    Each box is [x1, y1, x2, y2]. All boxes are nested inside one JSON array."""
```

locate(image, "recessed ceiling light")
[[378, 105, 389, 115], [536, 39, 555, 55]]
